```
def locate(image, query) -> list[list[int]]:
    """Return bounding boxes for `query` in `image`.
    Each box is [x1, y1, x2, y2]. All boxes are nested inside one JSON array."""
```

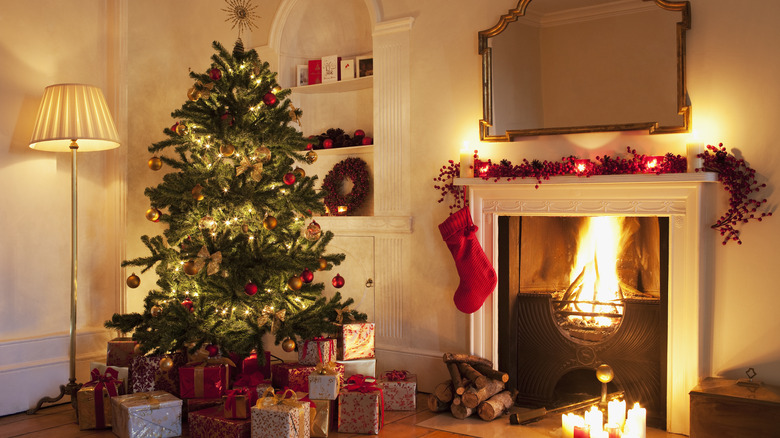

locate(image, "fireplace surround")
[[458, 172, 718, 435]]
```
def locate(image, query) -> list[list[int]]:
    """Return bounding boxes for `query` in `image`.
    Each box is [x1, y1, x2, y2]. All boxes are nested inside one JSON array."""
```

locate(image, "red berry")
[[323, 139, 334, 149]]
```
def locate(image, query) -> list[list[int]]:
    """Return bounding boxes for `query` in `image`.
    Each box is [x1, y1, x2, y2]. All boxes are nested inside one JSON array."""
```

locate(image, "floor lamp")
[[26, 84, 120, 414]]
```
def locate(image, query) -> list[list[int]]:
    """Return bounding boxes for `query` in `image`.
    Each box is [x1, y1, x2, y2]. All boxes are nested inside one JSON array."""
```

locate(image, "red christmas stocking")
[[438, 207, 497, 314]]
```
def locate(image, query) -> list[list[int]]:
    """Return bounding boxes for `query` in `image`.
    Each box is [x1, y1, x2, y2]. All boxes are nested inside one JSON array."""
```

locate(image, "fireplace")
[[460, 173, 718, 435]]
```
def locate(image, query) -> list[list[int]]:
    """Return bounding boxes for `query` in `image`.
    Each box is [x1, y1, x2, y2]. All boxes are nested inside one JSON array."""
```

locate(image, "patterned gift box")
[[223, 387, 257, 419], [337, 375, 384, 434], [336, 358, 375, 379], [298, 337, 338, 366], [77, 367, 125, 429], [251, 389, 311, 438], [338, 323, 375, 360], [189, 405, 251, 438], [377, 370, 417, 411], [186, 397, 224, 416], [107, 337, 139, 368], [307, 363, 340, 400], [272, 362, 345, 393], [179, 363, 230, 399], [241, 351, 272, 380], [110, 390, 182, 438], [130, 352, 186, 397], [310, 399, 336, 437], [90, 361, 129, 395]]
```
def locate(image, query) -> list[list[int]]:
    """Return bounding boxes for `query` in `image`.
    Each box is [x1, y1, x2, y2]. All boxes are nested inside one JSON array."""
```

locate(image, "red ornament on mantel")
[[263, 92, 277, 106], [283, 172, 296, 185], [354, 129, 365, 138], [300, 268, 314, 284], [361, 137, 373, 145], [332, 273, 345, 289], [323, 139, 334, 149]]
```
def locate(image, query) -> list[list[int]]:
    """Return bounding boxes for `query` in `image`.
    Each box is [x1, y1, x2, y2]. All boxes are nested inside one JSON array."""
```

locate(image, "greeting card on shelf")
[[321, 55, 341, 83], [308, 60, 322, 85], [340, 58, 355, 81]]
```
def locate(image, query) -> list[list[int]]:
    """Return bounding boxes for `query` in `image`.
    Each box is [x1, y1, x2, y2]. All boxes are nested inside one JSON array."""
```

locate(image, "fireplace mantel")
[[458, 172, 719, 435]]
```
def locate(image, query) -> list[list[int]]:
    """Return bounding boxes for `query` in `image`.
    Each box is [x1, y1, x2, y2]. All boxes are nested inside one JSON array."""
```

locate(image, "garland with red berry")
[[322, 157, 370, 215], [434, 145, 771, 245]]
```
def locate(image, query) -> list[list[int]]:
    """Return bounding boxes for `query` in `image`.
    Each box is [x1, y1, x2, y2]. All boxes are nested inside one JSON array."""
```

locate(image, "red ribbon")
[[303, 337, 335, 364], [345, 374, 384, 428], [86, 367, 121, 428], [383, 370, 409, 381], [225, 387, 253, 418]]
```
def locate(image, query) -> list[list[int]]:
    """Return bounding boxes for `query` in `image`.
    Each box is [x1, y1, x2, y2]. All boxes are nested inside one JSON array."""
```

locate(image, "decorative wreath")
[[322, 157, 370, 214]]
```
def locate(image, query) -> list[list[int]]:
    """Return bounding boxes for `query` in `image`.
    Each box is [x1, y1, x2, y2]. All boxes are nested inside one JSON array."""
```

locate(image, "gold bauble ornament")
[[281, 338, 296, 352], [305, 150, 318, 164], [199, 215, 217, 231], [287, 276, 303, 291], [220, 144, 235, 157], [145, 207, 161, 222], [596, 363, 614, 383], [242, 224, 249, 233], [262, 216, 277, 230], [187, 87, 201, 101], [293, 167, 305, 178], [192, 184, 204, 201], [304, 220, 322, 242], [151, 305, 162, 317], [148, 156, 163, 171], [256, 146, 272, 163], [159, 357, 174, 372], [175, 123, 188, 136], [183, 260, 200, 276], [272, 85, 282, 94], [318, 257, 327, 271], [126, 273, 141, 288], [133, 344, 143, 355]]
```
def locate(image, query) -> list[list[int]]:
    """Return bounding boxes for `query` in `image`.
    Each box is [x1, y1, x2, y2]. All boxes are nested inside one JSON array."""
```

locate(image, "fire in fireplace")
[[498, 215, 668, 428]]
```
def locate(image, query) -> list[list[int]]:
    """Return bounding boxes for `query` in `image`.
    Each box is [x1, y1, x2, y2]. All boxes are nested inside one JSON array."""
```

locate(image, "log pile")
[[426, 353, 512, 421]]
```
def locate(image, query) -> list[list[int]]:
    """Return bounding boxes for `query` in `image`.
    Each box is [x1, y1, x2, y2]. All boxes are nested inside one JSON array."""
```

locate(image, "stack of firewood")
[[427, 353, 513, 421]]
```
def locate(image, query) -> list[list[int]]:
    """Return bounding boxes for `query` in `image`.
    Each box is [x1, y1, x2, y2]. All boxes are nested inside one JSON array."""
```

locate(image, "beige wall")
[[2, 0, 780, 415]]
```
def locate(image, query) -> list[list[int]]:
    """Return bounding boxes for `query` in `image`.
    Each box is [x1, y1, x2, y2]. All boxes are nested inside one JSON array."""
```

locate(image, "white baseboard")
[[0, 328, 111, 416], [375, 346, 449, 393]]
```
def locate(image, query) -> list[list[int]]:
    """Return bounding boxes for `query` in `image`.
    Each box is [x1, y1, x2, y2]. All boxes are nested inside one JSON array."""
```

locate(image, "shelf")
[[455, 172, 719, 186], [291, 76, 373, 94], [309, 144, 373, 155]]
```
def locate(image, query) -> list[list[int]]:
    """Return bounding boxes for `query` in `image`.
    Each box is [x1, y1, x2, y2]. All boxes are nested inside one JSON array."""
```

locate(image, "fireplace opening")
[[498, 215, 669, 429]]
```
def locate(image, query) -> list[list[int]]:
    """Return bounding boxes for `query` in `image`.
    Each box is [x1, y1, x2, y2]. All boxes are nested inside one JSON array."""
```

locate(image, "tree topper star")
[[222, 0, 259, 36]]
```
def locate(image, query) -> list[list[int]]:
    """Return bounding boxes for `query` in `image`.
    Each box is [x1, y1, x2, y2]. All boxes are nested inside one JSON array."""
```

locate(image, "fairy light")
[[244, 309, 250, 315], [223, 187, 229, 193], [222, 308, 227, 314], [185, 291, 190, 296], [232, 307, 236, 311], [248, 236, 255, 241], [240, 63, 246, 70], [193, 292, 199, 297], [225, 219, 231, 226]]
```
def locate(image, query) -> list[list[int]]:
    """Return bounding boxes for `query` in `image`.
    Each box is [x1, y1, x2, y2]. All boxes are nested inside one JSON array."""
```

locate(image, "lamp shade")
[[29, 83, 120, 152]]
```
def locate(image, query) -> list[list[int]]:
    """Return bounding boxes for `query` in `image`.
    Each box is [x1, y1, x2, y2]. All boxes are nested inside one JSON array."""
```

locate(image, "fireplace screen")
[[498, 216, 668, 428]]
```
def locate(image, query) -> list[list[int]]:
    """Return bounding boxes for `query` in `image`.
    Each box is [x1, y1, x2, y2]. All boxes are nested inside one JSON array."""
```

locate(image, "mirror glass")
[[480, 0, 690, 141]]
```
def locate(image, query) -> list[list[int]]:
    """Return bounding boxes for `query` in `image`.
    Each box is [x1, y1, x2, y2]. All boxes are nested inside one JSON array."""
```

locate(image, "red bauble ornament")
[[209, 67, 222, 81], [263, 92, 277, 106], [354, 129, 365, 138], [244, 282, 258, 296], [283, 172, 296, 185], [306, 143, 314, 150], [332, 273, 345, 289], [300, 268, 314, 284], [323, 139, 334, 149], [182, 299, 194, 312], [361, 136, 373, 145], [205, 344, 219, 357]]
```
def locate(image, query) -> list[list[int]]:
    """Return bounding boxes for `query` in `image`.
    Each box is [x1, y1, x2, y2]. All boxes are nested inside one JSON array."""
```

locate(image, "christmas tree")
[[106, 41, 365, 363]]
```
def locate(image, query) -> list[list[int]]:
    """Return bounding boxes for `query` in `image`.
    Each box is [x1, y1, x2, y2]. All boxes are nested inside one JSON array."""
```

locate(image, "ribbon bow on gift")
[[383, 370, 409, 381], [194, 246, 222, 275], [225, 387, 256, 417], [122, 392, 164, 410], [345, 374, 385, 428], [314, 361, 338, 376], [86, 367, 122, 428]]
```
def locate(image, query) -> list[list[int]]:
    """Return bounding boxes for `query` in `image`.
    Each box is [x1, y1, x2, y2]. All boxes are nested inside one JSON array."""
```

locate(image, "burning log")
[[558, 264, 587, 309], [457, 362, 487, 389], [442, 352, 493, 368], [461, 378, 505, 409], [450, 397, 475, 419], [427, 393, 451, 412], [477, 390, 514, 421], [433, 379, 454, 403]]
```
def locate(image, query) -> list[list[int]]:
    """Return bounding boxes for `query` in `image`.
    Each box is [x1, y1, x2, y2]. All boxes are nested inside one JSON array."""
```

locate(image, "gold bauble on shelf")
[[262, 216, 277, 230], [305, 150, 318, 164], [281, 338, 296, 352], [287, 276, 303, 291], [148, 156, 163, 171], [183, 260, 200, 276], [126, 273, 141, 289], [159, 357, 174, 372], [220, 144, 235, 157], [145, 207, 161, 222], [151, 305, 162, 317]]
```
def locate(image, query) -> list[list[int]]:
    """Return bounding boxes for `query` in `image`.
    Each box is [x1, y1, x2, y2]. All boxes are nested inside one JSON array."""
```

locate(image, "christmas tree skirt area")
[[416, 406, 686, 438]]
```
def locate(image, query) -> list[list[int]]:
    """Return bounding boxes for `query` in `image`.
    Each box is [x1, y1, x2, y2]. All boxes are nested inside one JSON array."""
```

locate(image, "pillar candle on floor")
[[573, 425, 590, 438], [562, 413, 585, 438], [625, 402, 646, 438], [608, 399, 626, 429], [584, 405, 603, 433]]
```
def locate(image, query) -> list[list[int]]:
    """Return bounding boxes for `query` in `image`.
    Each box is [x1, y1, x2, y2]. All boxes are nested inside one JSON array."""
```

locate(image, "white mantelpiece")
[[459, 172, 718, 435]]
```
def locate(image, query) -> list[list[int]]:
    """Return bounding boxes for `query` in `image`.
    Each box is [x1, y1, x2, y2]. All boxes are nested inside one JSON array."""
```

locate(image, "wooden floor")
[[0, 394, 471, 437]]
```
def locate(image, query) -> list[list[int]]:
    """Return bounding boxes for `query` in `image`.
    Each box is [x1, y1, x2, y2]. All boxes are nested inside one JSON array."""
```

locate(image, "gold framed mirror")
[[479, 0, 690, 141]]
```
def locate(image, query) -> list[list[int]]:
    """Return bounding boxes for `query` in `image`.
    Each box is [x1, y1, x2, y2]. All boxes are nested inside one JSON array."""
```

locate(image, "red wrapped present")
[[338, 323, 375, 360], [337, 374, 384, 434], [240, 350, 271, 380], [186, 397, 224, 416], [223, 387, 257, 419], [298, 337, 337, 366], [130, 352, 186, 396], [251, 388, 311, 438], [188, 405, 251, 438], [179, 358, 233, 399], [272, 362, 345, 393], [107, 337, 139, 368], [77, 367, 125, 429], [378, 370, 417, 411]]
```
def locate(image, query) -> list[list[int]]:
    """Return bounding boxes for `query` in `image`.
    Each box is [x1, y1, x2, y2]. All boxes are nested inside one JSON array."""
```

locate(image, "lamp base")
[[26, 378, 82, 415]]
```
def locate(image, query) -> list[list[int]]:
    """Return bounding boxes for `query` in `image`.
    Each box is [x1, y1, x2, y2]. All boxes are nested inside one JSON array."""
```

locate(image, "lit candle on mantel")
[[625, 402, 646, 438], [460, 142, 474, 178], [572, 425, 590, 438], [584, 406, 603, 434], [608, 399, 626, 429], [643, 155, 664, 172], [562, 413, 585, 438], [687, 142, 704, 172], [605, 423, 622, 438]]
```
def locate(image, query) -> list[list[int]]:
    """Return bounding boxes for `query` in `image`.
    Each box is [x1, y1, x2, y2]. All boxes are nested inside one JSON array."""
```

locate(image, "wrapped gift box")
[[223, 387, 257, 419], [110, 390, 182, 438], [336, 358, 375, 379], [338, 323, 375, 360], [310, 399, 336, 437], [90, 361, 129, 394], [241, 351, 272, 381], [77, 368, 125, 429], [186, 397, 224, 416], [378, 370, 417, 411], [298, 338, 337, 366], [189, 405, 251, 438], [179, 363, 229, 399], [272, 362, 345, 394], [251, 389, 311, 438], [337, 375, 384, 434], [107, 337, 139, 368], [308, 371, 339, 400], [130, 352, 186, 397]]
